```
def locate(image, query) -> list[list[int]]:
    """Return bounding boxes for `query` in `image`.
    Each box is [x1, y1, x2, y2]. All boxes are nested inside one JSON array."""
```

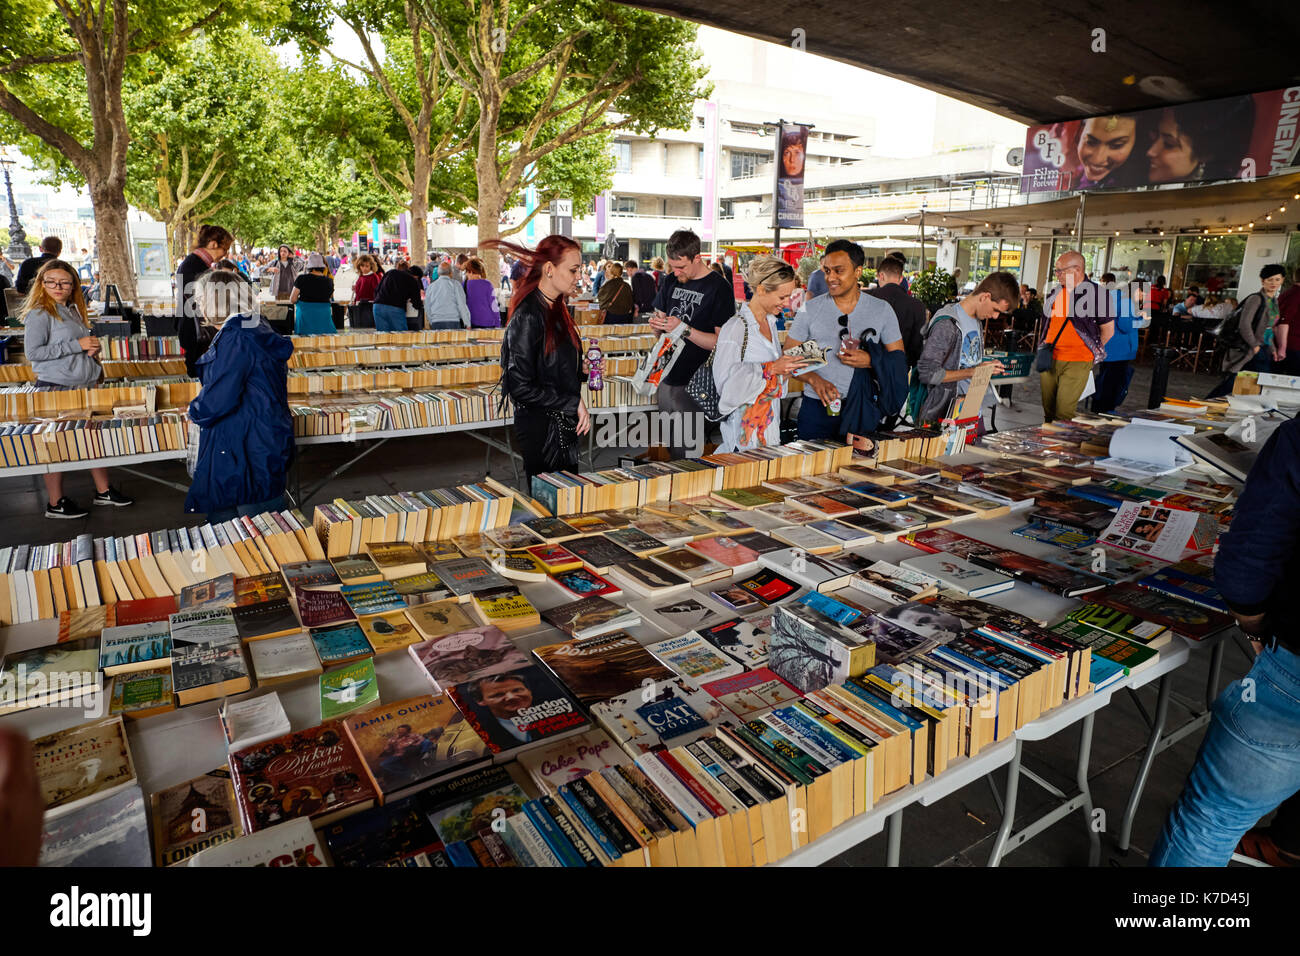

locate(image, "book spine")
[[538, 795, 602, 867], [523, 800, 584, 868], [556, 784, 625, 860]]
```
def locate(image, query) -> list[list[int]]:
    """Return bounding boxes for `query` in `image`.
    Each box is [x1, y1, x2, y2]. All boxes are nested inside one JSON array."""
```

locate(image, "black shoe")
[[46, 497, 89, 519], [93, 486, 134, 507]]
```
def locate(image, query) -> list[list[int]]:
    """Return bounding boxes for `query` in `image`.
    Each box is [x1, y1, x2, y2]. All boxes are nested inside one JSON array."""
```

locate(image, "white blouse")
[[712, 303, 785, 451]]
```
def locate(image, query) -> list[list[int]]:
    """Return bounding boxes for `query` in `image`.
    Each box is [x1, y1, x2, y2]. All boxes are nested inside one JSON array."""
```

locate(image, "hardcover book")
[[40, 784, 151, 868], [320, 657, 380, 722], [541, 595, 640, 638], [591, 678, 727, 755], [423, 767, 530, 844], [149, 767, 242, 866], [532, 632, 675, 706], [309, 622, 374, 666], [446, 663, 589, 754], [343, 694, 488, 800], [410, 624, 530, 690], [32, 716, 136, 817], [229, 721, 377, 832], [701, 668, 802, 717]]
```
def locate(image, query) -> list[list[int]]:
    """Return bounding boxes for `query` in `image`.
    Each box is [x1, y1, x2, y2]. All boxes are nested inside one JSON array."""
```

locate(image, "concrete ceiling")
[[629, 0, 1300, 125]]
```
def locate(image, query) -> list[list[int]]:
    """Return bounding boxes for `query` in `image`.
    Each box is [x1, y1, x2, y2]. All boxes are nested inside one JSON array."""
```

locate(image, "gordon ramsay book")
[[229, 721, 377, 832], [445, 663, 589, 755]]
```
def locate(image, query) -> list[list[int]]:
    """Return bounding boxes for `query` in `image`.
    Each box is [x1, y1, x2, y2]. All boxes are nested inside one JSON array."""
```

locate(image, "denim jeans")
[[1150, 643, 1300, 866], [796, 394, 843, 440], [372, 303, 407, 332]]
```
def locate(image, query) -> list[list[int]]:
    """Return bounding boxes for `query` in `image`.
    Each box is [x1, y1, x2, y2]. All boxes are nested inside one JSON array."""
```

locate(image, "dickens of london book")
[[150, 767, 243, 866], [32, 716, 137, 817], [343, 694, 489, 802], [532, 632, 675, 707], [445, 663, 589, 755], [229, 721, 377, 832], [410, 624, 529, 692]]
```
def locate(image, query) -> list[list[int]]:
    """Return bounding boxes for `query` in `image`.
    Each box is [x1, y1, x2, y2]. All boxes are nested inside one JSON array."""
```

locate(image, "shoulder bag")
[[687, 312, 748, 422]]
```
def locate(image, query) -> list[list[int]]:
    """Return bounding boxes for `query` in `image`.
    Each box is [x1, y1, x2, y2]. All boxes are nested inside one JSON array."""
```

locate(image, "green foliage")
[[910, 267, 958, 313]]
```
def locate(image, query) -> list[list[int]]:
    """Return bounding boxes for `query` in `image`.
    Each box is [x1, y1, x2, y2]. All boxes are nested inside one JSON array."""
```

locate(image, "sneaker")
[[46, 497, 89, 519], [93, 486, 134, 507]]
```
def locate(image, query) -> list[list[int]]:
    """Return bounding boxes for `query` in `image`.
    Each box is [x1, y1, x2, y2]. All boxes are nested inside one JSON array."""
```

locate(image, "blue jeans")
[[797, 394, 842, 440], [207, 494, 287, 526], [372, 303, 407, 332], [1150, 644, 1300, 866]]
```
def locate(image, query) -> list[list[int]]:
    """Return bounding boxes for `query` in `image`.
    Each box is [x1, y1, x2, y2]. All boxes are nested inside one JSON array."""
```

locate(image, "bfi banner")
[[774, 122, 809, 228], [1021, 87, 1300, 194]]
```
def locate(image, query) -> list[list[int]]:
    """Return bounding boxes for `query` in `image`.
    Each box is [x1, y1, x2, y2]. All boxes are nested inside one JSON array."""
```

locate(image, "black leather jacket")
[[501, 291, 584, 413]]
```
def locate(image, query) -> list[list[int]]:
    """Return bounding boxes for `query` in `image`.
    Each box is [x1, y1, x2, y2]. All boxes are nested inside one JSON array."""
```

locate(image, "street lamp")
[[0, 148, 32, 261]]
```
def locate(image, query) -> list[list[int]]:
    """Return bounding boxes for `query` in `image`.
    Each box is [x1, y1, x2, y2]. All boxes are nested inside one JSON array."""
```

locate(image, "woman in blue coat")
[[184, 271, 296, 523]]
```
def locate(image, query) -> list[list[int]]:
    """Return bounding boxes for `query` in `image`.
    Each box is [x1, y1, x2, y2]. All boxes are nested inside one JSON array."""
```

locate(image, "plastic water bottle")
[[587, 338, 604, 391]]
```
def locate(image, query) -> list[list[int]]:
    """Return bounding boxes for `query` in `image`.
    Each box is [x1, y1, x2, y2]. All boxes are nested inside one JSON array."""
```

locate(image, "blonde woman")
[[21, 259, 133, 517], [712, 256, 809, 452], [596, 261, 634, 324]]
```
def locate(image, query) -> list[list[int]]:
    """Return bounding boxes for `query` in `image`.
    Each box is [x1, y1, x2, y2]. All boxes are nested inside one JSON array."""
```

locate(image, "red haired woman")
[[485, 236, 591, 485]]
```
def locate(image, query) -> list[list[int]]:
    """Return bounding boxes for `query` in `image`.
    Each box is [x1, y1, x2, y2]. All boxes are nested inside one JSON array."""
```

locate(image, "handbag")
[[542, 409, 579, 472], [686, 313, 749, 423], [1035, 312, 1072, 373]]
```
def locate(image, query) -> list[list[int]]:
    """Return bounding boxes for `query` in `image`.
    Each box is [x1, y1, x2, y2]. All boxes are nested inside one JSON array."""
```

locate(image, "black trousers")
[[513, 405, 577, 489]]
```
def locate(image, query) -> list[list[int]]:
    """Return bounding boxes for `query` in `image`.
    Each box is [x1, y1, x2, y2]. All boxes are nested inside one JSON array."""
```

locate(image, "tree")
[[414, 0, 710, 276], [124, 30, 285, 261], [0, 0, 283, 298], [287, 0, 468, 260]]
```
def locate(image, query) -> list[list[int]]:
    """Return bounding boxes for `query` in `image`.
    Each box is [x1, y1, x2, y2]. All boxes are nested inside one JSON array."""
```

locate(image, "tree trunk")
[[410, 139, 430, 265], [91, 179, 136, 301], [475, 96, 503, 282]]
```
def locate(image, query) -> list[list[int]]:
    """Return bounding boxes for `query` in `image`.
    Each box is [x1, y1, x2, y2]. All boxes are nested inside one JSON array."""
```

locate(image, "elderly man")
[[1038, 250, 1113, 423], [424, 262, 471, 330]]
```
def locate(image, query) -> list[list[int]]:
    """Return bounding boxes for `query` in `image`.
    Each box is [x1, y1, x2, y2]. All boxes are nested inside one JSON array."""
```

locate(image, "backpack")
[[1208, 293, 1256, 344], [905, 312, 960, 425]]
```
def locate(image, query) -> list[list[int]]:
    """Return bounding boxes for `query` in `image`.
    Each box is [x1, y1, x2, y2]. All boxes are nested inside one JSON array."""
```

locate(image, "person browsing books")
[[288, 252, 336, 335], [492, 234, 591, 486], [646, 229, 736, 458], [784, 239, 904, 439], [21, 259, 134, 518], [913, 272, 1016, 430], [1151, 416, 1300, 866], [712, 256, 811, 452], [184, 271, 295, 524], [1038, 250, 1114, 423]]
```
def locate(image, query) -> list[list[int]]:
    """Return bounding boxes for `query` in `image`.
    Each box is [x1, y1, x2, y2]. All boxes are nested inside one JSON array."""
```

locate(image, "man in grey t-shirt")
[[786, 240, 903, 440]]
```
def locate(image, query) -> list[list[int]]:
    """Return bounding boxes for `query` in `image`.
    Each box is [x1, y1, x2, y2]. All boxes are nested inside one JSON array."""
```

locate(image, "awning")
[[627, 1, 1300, 124]]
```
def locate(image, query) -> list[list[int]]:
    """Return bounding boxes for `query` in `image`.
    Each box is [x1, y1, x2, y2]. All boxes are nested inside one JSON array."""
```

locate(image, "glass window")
[[611, 142, 631, 173], [612, 197, 637, 214], [1107, 238, 1173, 285], [1285, 231, 1300, 276], [993, 240, 1024, 280], [698, 147, 704, 179], [1171, 235, 1247, 298], [1050, 238, 1108, 277], [730, 151, 763, 179]]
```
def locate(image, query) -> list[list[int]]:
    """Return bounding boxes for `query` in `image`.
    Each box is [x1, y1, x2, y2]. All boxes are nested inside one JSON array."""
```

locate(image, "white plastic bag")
[[631, 323, 688, 397]]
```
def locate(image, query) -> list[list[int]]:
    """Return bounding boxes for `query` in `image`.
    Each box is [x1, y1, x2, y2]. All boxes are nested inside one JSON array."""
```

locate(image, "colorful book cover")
[[358, 610, 424, 654], [696, 616, 771, 668], [320, 657, 380, 722], [31, 716, 136, 815], [591, 677, 727, 755], [446, 663, 589, 754], [297, 589, 357, 629], [234, 572, 290, 606], [424, 773, 529, 845], [1087, 582, 1232, 640], [340, 581, 407, 616], [532, 632, 674, 706], [410, 625, 529, 688], [645, 633, 744, 683], [1137, 561, 1229, 613], [688, 535, 760, 568], [472, 586, 541, 629], [1011, 522, 1096, 549], [322, 795, 449, 867], [229, 721, 377, 832], [180, 574, 235, 610], [541, 595, 638, 638], [343, 694, 488, 798], [551, 567, 621, 597], [516, 728, 625, 794], [310, 622, 374, 665], [281, 560, 341, 592], [390, 571, 455, 606], [701, 668, 801, 717], [108, 667, 175, 719], [114, 595, 179, 626], [149, 766, 242, 866]]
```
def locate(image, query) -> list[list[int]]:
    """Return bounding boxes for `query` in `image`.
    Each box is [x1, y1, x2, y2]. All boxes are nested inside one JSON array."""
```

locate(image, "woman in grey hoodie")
[[22, 259, 133, 518]]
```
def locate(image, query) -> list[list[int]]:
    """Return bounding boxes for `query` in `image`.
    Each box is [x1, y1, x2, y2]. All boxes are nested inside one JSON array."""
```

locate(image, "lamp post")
[[0, 150, 32, 261]]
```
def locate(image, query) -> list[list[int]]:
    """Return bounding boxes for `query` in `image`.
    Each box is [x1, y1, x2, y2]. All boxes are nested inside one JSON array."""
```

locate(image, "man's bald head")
[[1054, 250, 1087, 285]]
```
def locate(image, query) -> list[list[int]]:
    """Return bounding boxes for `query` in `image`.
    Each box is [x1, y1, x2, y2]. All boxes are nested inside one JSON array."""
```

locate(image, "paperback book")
[[446, 663, 589, 754], [532, 632, 674, 706]]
